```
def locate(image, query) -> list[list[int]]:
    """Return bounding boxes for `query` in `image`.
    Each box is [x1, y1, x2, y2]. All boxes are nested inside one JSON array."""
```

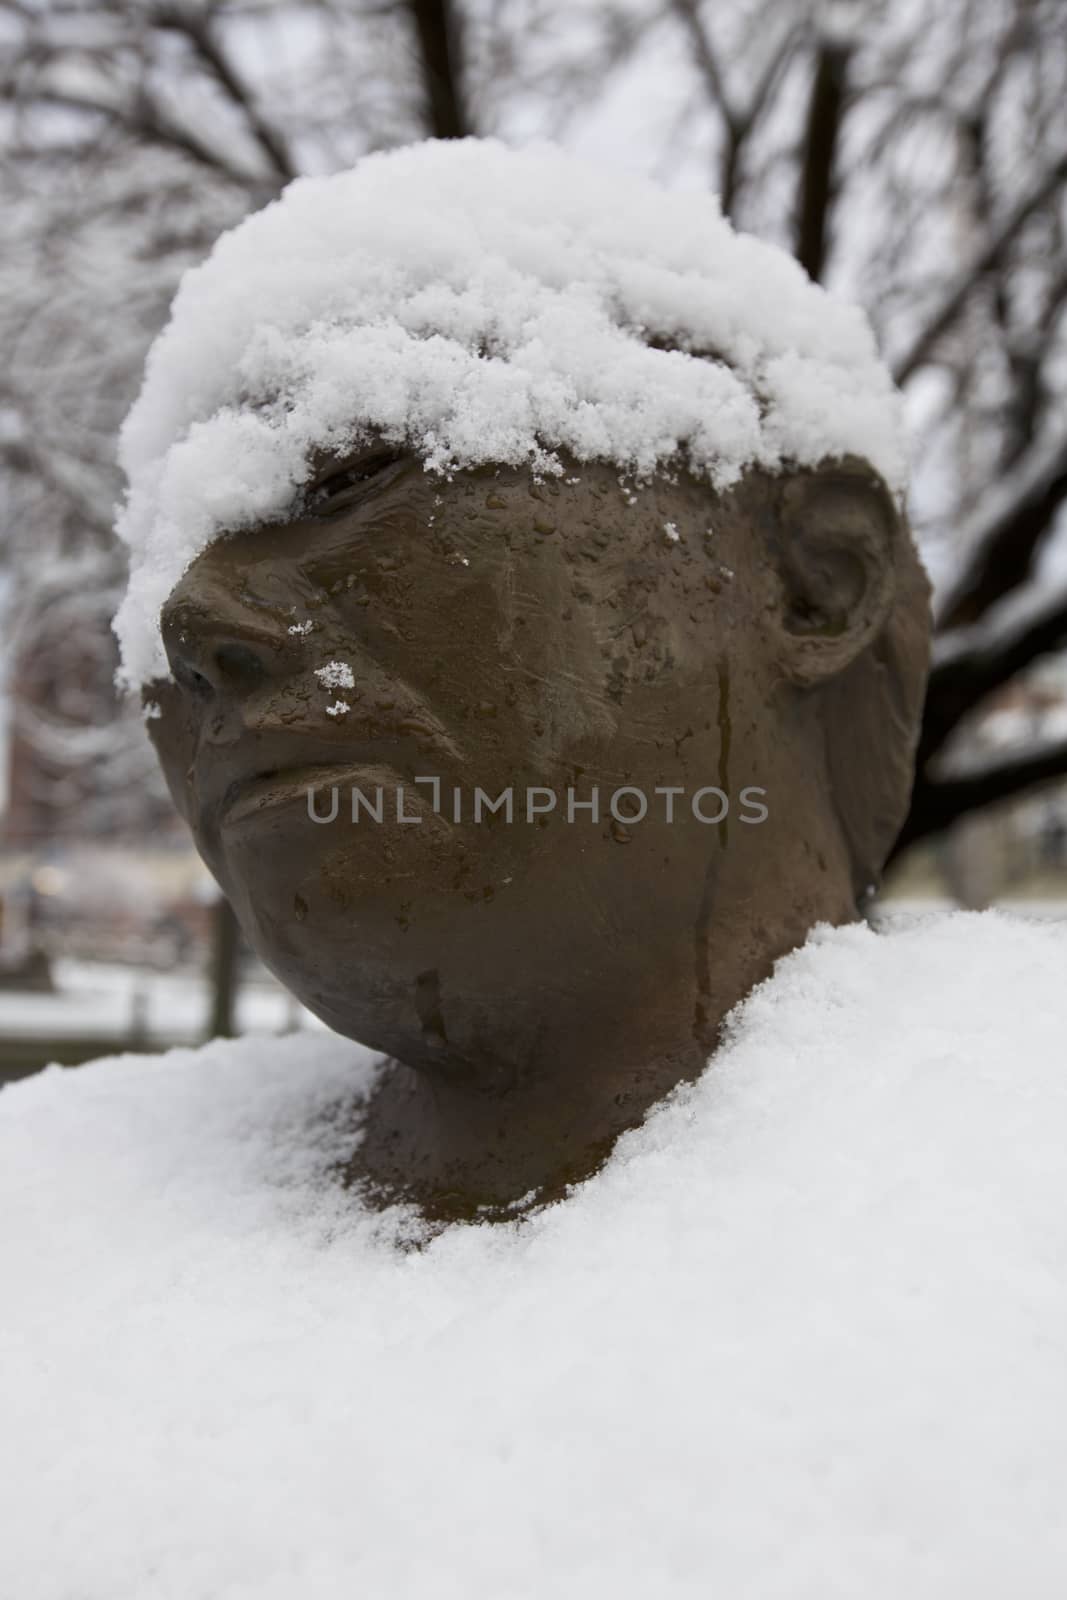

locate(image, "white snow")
[[324, 699, 350, 718], [2, 911, 1066, 1597], [112, 138, 907, 687], [315, 660, 355, 690]]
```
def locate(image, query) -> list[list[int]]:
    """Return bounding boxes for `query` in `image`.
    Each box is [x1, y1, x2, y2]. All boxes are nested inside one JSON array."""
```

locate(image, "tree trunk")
[[206, 894, 240, 1040]]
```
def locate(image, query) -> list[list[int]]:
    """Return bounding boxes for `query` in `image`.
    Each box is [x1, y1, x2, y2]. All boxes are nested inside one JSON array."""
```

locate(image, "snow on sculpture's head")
[[123, 138, 930, 1218], [115, 137, 912, 689]]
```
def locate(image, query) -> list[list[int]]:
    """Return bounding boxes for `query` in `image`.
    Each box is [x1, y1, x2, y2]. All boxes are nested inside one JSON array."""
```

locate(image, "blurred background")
[[2, 0, 1066, 1080]]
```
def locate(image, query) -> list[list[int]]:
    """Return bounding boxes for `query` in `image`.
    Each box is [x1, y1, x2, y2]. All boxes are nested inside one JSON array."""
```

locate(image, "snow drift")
[[2, 911, 1066, 1598]]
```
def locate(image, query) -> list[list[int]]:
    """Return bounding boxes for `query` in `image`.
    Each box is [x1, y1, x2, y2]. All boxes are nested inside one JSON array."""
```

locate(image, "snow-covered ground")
[[874, 894, 1067, 922], [2, 910, 1066, 1598], [0, 957, 323, 1045]]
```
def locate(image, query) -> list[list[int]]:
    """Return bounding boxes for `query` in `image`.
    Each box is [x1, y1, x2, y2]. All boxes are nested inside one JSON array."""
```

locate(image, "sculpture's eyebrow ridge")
[[306, 447, 406, 518]]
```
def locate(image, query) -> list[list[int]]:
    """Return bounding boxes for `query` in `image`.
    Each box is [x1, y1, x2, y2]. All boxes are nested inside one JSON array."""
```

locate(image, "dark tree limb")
[[408, 0, 470, 140], [919, 589, 1067, 769], [938, 433, 1067, 629], [892, 739, 1067, 857], [794, 38, 850, 282], [206, 894, 240, 1040], [900, 584, 1067, 857]]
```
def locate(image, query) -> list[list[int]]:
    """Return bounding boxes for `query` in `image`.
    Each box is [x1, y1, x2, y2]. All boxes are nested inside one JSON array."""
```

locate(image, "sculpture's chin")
[[215, 825, 507, 1011]]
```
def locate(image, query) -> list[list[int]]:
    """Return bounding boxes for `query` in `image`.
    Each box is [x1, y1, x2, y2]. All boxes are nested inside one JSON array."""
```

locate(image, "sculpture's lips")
[[220, 760, 419, 826], [212, 706, 464, 828]]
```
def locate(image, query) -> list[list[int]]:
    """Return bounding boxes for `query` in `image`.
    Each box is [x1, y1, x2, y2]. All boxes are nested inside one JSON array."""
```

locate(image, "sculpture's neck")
[[350, 1001, 701, 1222], [345, 886, 855, 1223]]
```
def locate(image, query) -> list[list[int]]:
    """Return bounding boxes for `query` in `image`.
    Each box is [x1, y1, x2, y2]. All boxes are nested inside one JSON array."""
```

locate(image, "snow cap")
[[113, 137, 907, 688]]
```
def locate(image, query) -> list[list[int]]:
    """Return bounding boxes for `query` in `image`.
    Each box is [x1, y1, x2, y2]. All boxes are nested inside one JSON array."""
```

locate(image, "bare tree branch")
[[794, 38, 849, 282], [893, 737, 1067, 856], [919, 589, 1067, 768], [3, 84, 254, 183], [669, 0, 742, 215], [670, 0, 799, 219], [893, 146, 1067, 385], [670, 0, 735, 125], [154, 6, 297, 183], [937, 431, 1067, 629], [407, 0, 470, 140]]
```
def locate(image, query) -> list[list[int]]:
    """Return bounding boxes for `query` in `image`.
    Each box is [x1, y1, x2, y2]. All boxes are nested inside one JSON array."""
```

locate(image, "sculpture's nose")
[[161, 585, 290, 703]]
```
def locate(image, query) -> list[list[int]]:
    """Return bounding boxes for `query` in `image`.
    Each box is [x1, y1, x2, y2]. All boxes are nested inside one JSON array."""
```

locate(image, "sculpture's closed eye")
[[172, 654, 213, 699]]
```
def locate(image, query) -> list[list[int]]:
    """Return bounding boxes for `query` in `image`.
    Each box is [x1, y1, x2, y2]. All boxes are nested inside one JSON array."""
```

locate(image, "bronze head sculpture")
[[117, 140, 931, 1220]]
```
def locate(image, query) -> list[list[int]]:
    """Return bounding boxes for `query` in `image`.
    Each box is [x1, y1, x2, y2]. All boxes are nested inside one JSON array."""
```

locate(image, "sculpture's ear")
[[769, 459, 899, 687]]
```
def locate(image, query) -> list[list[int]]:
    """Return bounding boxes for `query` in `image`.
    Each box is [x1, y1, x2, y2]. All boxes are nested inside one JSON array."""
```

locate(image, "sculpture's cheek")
[[145, 679, 200, 828]]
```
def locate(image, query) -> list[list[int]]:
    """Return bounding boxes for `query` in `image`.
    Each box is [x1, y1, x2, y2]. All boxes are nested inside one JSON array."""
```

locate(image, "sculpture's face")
[[148, 451, 885, 1073]]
